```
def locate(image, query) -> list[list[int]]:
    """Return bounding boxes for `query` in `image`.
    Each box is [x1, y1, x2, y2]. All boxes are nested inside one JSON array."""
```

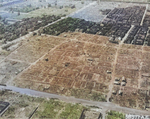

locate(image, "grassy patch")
[[59, 103, 84, 119], [34, 99, 85, 119], [70, 89, 107, 102], [91, 92, 107, 102], [38, 99, 64, 118], [106, 111, 125, 119], [4, 106, 15, 118]]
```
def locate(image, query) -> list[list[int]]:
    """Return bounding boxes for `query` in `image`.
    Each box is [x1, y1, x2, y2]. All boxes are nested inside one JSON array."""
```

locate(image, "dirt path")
[[138, 45, 144, 89], [140, 4, 148, 26], [106, 42, 121, 102], [106, 23, 141, 102], [121, 25, 134, 44]]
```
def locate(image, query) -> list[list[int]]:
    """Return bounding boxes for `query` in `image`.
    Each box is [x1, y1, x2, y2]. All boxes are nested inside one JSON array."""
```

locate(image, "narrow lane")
[[140, 4, 148, 26], [106, 41, 121, 102], [121, 25, 134, 44]]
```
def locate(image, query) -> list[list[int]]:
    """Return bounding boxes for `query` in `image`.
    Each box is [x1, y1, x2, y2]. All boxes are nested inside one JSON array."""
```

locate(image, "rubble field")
[[110, 43, 150, 110], [14, 33, 115, 102], [0, 35, 69, 86], [6, 32, 149, 109]]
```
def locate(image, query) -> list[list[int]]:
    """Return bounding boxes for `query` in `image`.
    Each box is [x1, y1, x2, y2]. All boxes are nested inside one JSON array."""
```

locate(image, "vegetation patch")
[[70, 89, 107, 102], [37, 99, 64, 118], [34, 99, 85, 119], [0, 15, 62, 42], [106, 111, 125, 119], [59, 103, 84, 119], [5, 5, 40, 13], [0, 90, 87, 119], [43, 17, 130, 39]]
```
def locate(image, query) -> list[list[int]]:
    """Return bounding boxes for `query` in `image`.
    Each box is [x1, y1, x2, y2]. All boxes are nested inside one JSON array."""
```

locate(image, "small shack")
[[115, 77, 121, 81], [118, 90, 123, 95], [121, 82, 126, 86], [122, 77, 126, 82], [114, 81, 120, 85], [112, 90, 117, 95]]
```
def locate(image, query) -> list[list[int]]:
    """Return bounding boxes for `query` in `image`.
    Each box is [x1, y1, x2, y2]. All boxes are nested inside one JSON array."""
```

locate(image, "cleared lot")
[[3, 32, 148, 110]]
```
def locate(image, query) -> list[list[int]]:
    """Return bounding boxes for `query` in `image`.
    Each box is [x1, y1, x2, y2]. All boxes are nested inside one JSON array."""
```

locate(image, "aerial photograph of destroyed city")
[[0, 0, 150, 119]]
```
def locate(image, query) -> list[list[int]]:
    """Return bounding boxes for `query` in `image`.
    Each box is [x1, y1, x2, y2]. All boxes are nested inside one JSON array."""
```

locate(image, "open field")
[[2, 32, 147, 110], [14, 33, 115, 102], [0, 35, 69, 86]]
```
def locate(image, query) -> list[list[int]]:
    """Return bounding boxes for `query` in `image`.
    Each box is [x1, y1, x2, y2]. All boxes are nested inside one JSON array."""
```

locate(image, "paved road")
[[121, 25, 135, 44], [0, 85, 150, 116]]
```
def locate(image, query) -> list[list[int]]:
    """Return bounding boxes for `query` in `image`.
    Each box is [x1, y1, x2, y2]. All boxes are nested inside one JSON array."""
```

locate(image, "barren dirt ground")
[[13, 33, 114, 102], [0, 32, 148, 110]]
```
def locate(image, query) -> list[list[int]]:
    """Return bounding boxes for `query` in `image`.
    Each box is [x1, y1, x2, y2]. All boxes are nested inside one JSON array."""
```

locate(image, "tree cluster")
[[0, 15, 62, 42]]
